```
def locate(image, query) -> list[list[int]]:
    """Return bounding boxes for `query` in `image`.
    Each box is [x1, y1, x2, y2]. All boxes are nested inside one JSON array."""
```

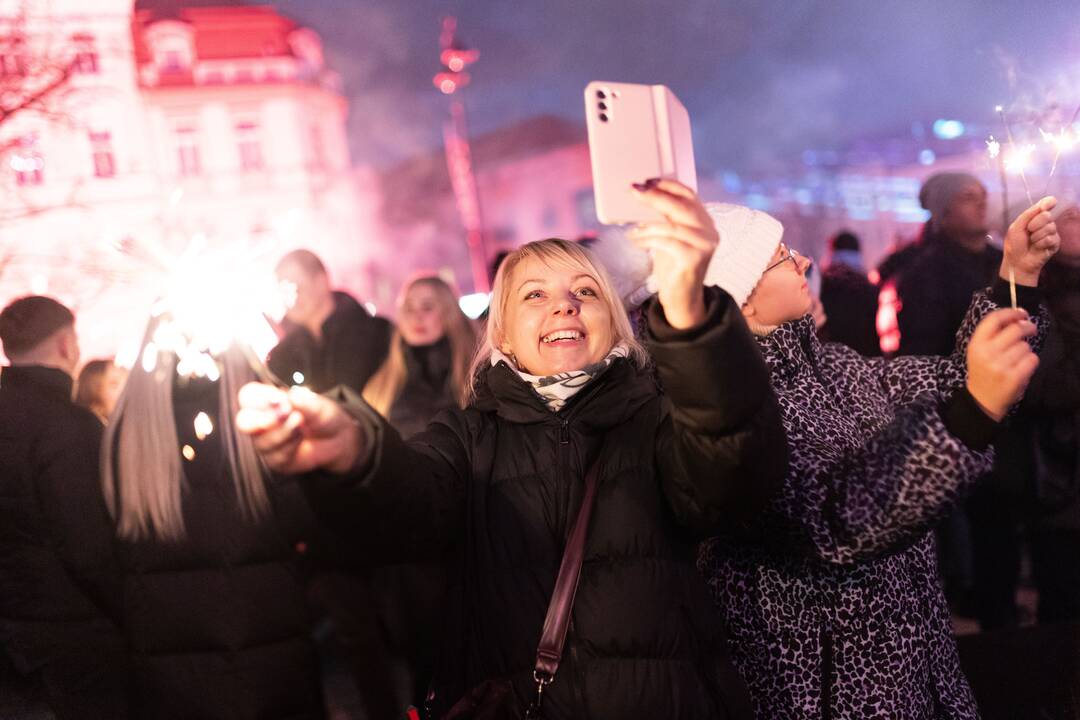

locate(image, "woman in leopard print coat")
[[696, 200, 1060, 719]]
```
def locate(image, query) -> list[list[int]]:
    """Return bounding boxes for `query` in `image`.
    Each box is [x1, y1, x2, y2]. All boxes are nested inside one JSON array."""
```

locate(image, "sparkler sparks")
[[1041, 102, 1080, 194], [986, 136, 1001, 159], [997, 104, 1033, 205], [1003, 143, 1035, 175], [120, 233, 287, 385]]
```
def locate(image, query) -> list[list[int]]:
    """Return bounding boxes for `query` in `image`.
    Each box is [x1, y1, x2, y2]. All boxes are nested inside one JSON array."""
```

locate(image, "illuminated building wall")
[[0, 0, 374, 362]]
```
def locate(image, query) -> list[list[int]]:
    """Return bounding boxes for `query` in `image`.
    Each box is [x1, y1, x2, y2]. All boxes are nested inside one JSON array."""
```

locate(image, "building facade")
[[0, 0, 373, 361]]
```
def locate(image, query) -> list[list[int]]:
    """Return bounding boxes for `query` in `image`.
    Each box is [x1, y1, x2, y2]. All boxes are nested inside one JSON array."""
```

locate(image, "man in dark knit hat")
[[0, 296, 128, 719], [893, 172, 1001, 356]]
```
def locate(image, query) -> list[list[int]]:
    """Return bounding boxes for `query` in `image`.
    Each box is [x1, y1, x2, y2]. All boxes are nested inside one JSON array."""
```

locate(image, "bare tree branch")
[[0, 61, 73, 126]]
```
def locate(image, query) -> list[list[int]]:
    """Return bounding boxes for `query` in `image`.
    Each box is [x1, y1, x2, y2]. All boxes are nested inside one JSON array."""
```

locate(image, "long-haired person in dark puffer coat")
[[364, 274, 477, 437], [102, 322, 323, 720], [321, 275, 477, 716], [694, 198, 1060, 719], [236, 179, 788, 720]]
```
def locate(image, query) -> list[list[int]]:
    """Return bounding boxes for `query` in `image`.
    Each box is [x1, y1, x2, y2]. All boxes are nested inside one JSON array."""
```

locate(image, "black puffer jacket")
[[114, 377, 322, 719], [268, 291, 392, 392], [302, 288, 788, 719], [388, 337, 458, 439], [0, 365, 128, 719]]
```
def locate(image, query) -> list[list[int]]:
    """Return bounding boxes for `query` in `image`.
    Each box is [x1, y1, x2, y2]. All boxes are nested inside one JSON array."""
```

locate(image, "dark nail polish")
[[644, 177, 661, 188], [631, 182, 648, 191]]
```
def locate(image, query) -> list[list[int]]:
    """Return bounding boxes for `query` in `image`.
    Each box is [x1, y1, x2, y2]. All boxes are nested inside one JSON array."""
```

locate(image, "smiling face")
[[741, 242, 814, 327], [499, 255, 615, 376]]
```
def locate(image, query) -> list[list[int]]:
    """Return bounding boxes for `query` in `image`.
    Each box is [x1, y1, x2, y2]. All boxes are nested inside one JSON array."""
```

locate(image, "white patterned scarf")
[[491, 344, 630, 412]]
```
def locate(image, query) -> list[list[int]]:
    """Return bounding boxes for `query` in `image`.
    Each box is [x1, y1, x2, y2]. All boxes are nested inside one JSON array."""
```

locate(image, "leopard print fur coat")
[[701, 286, 1045, 719]]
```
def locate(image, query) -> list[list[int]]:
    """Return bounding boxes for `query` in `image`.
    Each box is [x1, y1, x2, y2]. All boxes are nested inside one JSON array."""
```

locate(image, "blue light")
[[722, 171, 743, 194], [932, 119, 965, 140], [745, 193, 770, 210], [919, 149, 936, 165]]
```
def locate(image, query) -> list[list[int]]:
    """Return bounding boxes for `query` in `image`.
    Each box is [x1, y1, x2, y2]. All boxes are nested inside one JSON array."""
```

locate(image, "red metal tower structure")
[[434, 16, 488, 293]]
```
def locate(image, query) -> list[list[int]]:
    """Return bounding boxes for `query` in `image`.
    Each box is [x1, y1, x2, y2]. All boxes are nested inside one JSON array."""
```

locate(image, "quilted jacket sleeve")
[[298, 388, 470, 563], [647, 286, 788, 539], [778, 393, 995, 565]]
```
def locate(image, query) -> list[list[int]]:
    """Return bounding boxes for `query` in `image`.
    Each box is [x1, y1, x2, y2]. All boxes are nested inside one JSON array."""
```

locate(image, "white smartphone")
[[585, 81, 697, 225]]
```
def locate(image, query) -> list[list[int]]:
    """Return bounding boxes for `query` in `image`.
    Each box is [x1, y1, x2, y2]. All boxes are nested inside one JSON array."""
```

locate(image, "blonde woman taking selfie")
[[237, 180, 787, 720]]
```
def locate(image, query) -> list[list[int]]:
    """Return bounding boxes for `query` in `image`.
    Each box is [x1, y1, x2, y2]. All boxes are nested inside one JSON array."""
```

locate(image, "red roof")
[[133, 4, 301, 64]]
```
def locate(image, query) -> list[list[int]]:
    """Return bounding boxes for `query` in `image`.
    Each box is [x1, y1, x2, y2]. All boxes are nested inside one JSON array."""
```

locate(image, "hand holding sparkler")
[[1001, 196, 1061, 289], [965, 308, 1039, 422], [236, 382, 363, 474]]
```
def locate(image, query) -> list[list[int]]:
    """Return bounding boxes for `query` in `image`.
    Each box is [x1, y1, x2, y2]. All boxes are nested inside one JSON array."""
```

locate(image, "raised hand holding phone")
[[627, 179, 718, 329]]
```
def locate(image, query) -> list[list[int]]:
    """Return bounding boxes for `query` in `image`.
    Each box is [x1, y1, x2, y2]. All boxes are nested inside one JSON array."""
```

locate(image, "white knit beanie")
[[703, 203, 784, 307], [586, 202, 784, 309]]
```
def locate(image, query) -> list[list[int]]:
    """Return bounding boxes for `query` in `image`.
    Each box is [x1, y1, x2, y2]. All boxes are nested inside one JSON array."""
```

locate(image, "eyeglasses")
[[763, 244, 801, 274]]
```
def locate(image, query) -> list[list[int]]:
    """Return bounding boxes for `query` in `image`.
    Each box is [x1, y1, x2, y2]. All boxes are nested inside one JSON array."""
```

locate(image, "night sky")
[[268, 0, 1079, 177]]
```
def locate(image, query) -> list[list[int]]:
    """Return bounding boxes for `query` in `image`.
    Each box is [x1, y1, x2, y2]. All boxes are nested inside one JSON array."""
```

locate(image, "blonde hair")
[[363, 275, 478, 415], [101, 315, 269, 542], [468, 238, 648, 398]]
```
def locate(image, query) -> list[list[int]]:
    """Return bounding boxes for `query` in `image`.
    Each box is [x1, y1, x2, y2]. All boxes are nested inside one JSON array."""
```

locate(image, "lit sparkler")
[[1003, 143, 1036, 175], [1041, 101, 1080, 194], [997, 104, 1033, 205], [123, 234, 287, 387]]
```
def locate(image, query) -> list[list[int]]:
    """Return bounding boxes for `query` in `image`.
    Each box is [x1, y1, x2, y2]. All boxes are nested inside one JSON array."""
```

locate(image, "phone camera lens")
[[598, 102, 608, 110], [599, 113, 609, 123], [596, 90, 606, 99]]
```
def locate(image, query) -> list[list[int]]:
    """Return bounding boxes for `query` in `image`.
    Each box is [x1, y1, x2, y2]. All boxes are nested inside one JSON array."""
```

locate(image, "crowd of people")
[[0, 172, 1076, 720]]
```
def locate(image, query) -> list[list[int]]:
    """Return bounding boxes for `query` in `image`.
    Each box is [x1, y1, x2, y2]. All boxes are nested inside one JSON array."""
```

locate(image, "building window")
[[235, 121, 263, 172], [89, 131, 115, 178], [0, 37, 27, 77], [175, 126, 200, 176], [163, 50, 184, 73], [71, 34, 99, 74], [11, 135, 43, 186]]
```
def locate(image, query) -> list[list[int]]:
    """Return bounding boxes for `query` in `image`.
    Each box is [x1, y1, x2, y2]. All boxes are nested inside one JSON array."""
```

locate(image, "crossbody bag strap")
[[527, 457, 601, 716]]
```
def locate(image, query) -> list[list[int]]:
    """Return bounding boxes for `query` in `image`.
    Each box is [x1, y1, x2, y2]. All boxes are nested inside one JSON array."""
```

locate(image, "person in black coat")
[[102, 321, 322, 720], [269, 249, 392, 392], [968, 199, 1080, 628], [0, 296, 129, 720], [818, 230, 881, 356], [237, 180, 788, 719], [364, 274, 478, 438], [344, 274, 479, 715], [1025, 221, 1080, 623]]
